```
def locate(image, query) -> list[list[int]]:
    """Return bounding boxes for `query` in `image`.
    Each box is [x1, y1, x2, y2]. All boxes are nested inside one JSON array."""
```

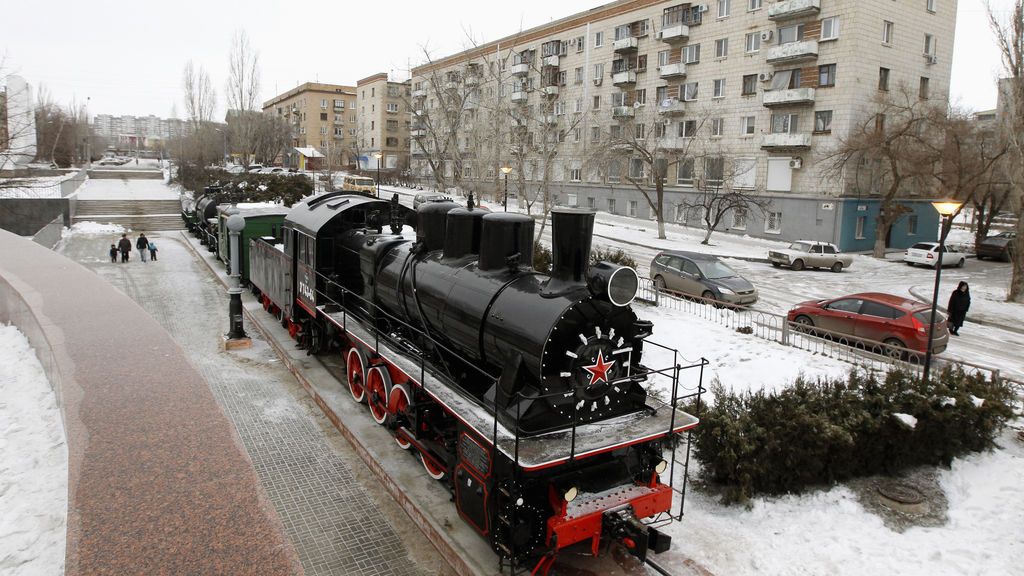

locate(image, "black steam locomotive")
[[246, 192, 700, 573]]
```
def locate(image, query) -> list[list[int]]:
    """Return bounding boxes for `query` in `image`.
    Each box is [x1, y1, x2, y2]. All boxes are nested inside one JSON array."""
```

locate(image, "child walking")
[[109, 244, 118, 263], [148, 240, 158, 261]]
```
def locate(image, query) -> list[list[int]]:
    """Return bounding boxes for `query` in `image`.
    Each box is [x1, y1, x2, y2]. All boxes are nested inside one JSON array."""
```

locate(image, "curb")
[[906, 284, 1024, 336]]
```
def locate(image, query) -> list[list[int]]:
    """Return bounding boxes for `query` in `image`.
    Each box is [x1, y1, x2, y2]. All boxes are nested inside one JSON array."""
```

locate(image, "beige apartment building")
[[410, 0, 957, 250], [262, 82, 357, 169], [355, 73, 412, 171]]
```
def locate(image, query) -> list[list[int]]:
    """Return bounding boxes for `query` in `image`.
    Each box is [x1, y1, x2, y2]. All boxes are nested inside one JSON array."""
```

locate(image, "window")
[[814, 110, 833, 133], [741, 115, 756, 135], [574, 128, 581, 142], [745, 32, 761, 53], [575, 98, 583, 113], [882, 21, 894, 44], [677, 158, 695, 185], [732, 207, 748, 230], [683, 44, 701, 64], [569, 167, 582, 181], [748, 0, 762, 10], [765, 211, 783, 234], [818, 64, 836, 87], [657, 50, 670, 68], [718, 0, 730, 18], [587, 196, 597, 209], [610, 124, 623, 140], [635, 123, 646, 139], [593, 95, 601, 109], [920, 77, 930, 100], [926, 0, 936, 12], [925, 33, 936, 55], [713, 79, 726, 98], [608, 198, 617, 213], [319, 125, 328, 135], [595, 31, 604, 47], [908, 214, 919, 235], [334, 99, 345, 109], [320, 98, 328, 108], [875, 113, 886, 133], [855, 216, 866, 239], [636, 88, 647, 104], [594, 63, 604, 80], [656, 86, 668, 103], [386, 103, 399, 112], [683, 82, 699, 101], [770, 68, 801, 90], [629, 158, 645, 179], [554, 101, 565, 115], [742, 74, 757, 95], [628, 200, 638, 217], [771, 113, 799, 134], [320, 112, 328, 120], [680, 119, 697, 138], [711, 117, 724, 136], [576, 36, 585, 52], [575, 67, 584, 85], [778, 24, 804, 44], [827, 298, 863, 314], [705, 157, 724, 186], [608, 161, 621, 182], [591, 126, 601, 143], [821, 16, 840, 41], [612, 92, 627, 107], [878, 67, 890, 91], [715, 38, 729, 58], [734, 158, 756, 189]]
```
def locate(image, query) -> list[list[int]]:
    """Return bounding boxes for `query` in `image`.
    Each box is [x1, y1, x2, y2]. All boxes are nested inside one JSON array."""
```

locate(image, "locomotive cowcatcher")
[[247, 192, 704, 574]]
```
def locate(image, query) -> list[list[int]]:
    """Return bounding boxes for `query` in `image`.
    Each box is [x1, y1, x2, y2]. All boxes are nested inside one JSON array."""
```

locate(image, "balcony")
[[657, 137, 689, 150], [611, 70, 637, 86], [762, 87, 816, 107], [657, 24, 690, 43], [657, 99, 686, 116], [410, 128, 427, 138], [511, 63, 530, 76], [444, 81, 459, 91], [412, 89, 426, 99], [542, 114, 558, 125], [543, 55, 560, 67], [411, 109, 425, 117], [613, 37, 639, 52], [658, 63, 687, 79], [541, 85, 560, 97], [465, 76, 480, 87], [511, 91, 528, 104], [768, 0, 821, 21], [766, 40, 819, 64], [612, 106, 635, 119], [761, 132, 811, 149]]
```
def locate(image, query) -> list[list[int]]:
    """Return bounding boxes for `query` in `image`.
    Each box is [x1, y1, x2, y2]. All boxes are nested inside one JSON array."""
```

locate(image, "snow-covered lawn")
[[0, 324, 67, 575], [0, 173, 78, 199]]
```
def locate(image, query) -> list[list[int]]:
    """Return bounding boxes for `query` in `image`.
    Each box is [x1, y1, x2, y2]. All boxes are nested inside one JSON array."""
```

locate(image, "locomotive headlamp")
[[563, 486, 579, 502], [588, 262, 639, 307], [655, 459, 668, 475]]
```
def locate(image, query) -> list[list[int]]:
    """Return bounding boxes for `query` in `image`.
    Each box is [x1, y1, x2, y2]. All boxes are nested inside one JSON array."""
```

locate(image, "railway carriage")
[[247, 192, 702, 573]]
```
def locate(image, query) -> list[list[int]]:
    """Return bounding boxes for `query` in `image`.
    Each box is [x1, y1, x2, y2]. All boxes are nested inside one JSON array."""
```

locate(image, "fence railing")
[[638, 277, 1024, 396]]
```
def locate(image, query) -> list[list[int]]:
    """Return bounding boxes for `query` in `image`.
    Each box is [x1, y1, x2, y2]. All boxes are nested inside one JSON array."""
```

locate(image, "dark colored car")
[[650, 251, 758, 306], [976, 231, 1016, 261], [787, 292, 948, 356]]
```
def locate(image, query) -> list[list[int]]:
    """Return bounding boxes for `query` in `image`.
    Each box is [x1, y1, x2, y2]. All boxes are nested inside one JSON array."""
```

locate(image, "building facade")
[[262, 82, 357, 169], [92, 114, 186, 142], [410, 0, 957, 250], [355, 73, 412, 171]]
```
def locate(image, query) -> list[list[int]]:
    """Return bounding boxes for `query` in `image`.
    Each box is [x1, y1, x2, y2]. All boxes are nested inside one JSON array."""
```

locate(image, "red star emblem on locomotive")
[[582, 351, 616, 387]]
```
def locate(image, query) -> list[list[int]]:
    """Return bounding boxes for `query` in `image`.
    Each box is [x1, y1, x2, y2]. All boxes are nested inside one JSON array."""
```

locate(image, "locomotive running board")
[[321, 307, 699, 471]]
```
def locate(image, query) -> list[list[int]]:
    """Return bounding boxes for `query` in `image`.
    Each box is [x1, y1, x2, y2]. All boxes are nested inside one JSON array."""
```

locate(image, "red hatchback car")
[[787, 292, 949, 356]]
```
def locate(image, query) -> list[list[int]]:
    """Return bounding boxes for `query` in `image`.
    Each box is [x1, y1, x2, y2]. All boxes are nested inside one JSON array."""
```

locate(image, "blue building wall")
[[837, 199, 940, 252]]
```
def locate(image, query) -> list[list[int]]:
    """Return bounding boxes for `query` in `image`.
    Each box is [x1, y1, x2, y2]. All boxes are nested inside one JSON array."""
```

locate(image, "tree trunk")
[[1009, 214, 1024, 302], [655, 183, 666, 240], [872, 211, 898, 258]]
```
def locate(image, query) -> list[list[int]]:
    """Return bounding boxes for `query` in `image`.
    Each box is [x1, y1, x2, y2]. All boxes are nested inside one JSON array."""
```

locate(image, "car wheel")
[[906, 261, 916, 266], [791, 259, 805, 271], [654, 276, 667, 291], [957, 258, 965, 268], [793, 315, 815, 333], [771, 262, 781, 268], [831, 262, 844, 273], [883, 338, 906, 361], [701, 290, 716, 304]]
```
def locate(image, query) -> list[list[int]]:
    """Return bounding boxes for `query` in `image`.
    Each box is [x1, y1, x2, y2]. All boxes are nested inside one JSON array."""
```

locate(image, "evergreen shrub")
[[691, 366, 1015, 503], [591, 246, 639, 269]]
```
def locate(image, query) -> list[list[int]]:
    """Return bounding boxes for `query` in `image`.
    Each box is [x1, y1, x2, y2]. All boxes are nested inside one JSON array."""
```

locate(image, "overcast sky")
[[0, 0, 1015, 118]]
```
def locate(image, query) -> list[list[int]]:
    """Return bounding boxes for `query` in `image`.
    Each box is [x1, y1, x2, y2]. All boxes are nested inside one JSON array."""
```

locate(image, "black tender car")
[[977, 231, 1016, 261]]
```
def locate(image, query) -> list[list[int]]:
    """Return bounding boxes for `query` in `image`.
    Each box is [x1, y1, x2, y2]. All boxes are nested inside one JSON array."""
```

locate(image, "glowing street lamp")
[[922, 199, 963, 385], [500, 165, 513, 212]]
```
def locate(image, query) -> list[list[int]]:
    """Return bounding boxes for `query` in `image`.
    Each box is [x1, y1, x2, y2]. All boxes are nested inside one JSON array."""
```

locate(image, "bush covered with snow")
[[175, 164, 312, 206], [590, 246, 639, 269], [692, 366, 1015, 503]]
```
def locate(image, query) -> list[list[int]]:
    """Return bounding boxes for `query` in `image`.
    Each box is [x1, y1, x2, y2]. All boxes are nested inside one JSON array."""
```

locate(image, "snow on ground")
[[0, 173, 78, 199], [0, 324, 68, 575], [669, 425, 1024, 576], [63, 221, 126, 236], [74, 178, 179, 201]]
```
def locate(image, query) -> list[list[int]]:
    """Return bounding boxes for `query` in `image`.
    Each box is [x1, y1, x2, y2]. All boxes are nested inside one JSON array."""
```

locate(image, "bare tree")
[[225, 31, 261, 164], [686, 156, 772, 245], [821, 85, 942, 258], [987, 0, 1024, 302], [182, 60, 217, 130]]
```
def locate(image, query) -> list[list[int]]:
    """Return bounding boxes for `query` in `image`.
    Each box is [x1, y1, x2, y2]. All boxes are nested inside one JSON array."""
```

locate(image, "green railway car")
[[216, 204, 290, 284]]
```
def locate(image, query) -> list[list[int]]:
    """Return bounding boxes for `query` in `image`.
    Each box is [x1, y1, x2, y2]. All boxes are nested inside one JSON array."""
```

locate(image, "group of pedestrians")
[[110, 233, 158, 263]]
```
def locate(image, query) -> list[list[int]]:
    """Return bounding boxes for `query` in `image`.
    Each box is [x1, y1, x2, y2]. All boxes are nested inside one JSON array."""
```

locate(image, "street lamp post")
[[500, 165, 512, 212], [225, 213, 251, 348], [922, 199, 963, 385], [374, 152, 383, 198]]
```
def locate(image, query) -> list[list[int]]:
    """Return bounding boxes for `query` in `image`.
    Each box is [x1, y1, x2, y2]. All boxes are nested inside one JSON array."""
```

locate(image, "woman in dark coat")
[[947, 281, 971, 336]]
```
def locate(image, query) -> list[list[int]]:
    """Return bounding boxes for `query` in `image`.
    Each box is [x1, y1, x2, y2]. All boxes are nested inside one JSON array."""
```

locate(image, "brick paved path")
[[60, 230, 443, 576]]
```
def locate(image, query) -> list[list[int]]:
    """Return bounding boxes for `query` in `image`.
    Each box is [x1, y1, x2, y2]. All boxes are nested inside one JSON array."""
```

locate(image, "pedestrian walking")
[[947, 281, 971, 336], [118, 234, 132, 263], [136, 233, 149, 262], [109, 243, 118, 263], [148, 240, 158, 261]]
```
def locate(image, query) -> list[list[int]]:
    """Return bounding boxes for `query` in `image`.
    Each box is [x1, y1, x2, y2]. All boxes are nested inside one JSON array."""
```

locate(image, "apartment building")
[[410, 0, 957, 250], [92, 114, 186, 141], [355, 73, 412, 171], [262, 82, 357, 169]]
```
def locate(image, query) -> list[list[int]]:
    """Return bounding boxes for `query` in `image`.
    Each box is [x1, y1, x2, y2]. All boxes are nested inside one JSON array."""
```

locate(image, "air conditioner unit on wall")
[[789, 157, 803, 169], [697, 4, 709, 12], [759, 72, 774, 82], [594, 77, 603, 86], [760, 30, 774, 42], [924, 54, 938, 65]]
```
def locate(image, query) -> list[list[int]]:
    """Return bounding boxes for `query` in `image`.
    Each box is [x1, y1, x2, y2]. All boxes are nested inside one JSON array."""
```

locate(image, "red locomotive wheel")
[[261, 295, 271, 311], [365, 366, 392, 425], [388, 384, 413, 450], [420, 452, 447, 481], [346, 347, 368, 403]]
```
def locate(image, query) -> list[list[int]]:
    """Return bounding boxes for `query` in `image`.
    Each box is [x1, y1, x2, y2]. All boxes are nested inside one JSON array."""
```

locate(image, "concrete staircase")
[[73, 199, 184, 231]]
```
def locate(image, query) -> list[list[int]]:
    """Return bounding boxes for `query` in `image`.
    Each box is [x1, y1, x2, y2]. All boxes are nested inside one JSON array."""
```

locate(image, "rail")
[[637, 277, 1024, 396]]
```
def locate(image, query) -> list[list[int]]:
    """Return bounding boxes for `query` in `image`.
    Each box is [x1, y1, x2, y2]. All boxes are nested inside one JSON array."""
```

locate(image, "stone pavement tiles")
[[60, 231, 441, 576]]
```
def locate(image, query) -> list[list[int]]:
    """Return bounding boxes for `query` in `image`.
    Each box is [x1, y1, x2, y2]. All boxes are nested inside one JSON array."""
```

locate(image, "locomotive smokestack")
[[549, 208, 595, 284]]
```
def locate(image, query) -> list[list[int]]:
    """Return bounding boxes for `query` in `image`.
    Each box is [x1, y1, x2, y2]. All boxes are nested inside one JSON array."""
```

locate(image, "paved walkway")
[[74, 177, 179, 200], [59, 230, 446, 576]]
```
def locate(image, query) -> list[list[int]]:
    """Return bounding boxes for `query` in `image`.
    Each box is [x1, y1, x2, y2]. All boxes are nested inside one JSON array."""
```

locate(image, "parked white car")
[[768, 241, 854, 272], [904, 242, 966, 268]]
